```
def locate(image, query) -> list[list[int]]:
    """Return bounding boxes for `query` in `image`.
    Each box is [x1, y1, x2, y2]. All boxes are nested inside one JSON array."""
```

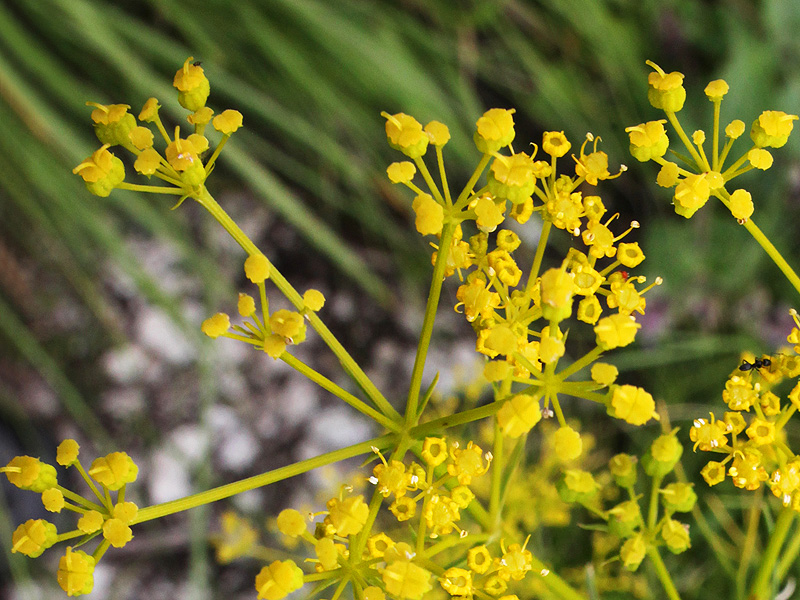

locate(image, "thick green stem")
[[647, 546, 682, 600], [192, 187, 400, 421], [743, 218, 800, 298], [404, 222, 457, 424], [132, 434, 394, 524], [748, 506, 796, 600]]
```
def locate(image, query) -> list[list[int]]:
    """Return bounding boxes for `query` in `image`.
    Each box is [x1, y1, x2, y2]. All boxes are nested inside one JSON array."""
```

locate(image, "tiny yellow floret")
[[255, 559, 304, 600], [244, 254, 271, 283], [238, 293, 256, 317], [474, 108, 515, 154], [57, 439, 80, 466], [729, 189, 754, 221], [704, 79, 729, 101], [387, 161, 416, 184], [88, 451, 139, 491], [213, 109, 244, 134], [57, 547, 96, 597], [11, 519, 57, 557], [202, 313, 231, 338], [302, 289, 325, 311], [611, 385, 655, 426], [553, 426, 583, 461], [276, 509, 307, 537]]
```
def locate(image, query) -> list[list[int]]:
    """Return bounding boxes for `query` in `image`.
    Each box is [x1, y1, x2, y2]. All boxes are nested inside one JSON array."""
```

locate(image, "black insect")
[[193, 60, 202, 67], [739, 357, 772, 372]]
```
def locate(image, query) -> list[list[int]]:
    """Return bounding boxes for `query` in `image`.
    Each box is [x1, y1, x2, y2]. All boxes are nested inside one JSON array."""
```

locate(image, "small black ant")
[[739, 357, 771, 372], [193, 60, 202, 67]]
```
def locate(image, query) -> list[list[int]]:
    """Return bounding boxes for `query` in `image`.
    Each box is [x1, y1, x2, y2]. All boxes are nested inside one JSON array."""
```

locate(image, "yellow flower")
[[11, 519, 57, 558], [746, 418, 776, 446], [662, 519, 691, 553], [497, 393, 543, 438], [303, 289, 325, 311], [134, 148, 162, 176], [474, 108, 515, 154], [254, 560, 305, 600], [139, 97, 160, 122], [102, 518, 133, 548], [72, 145, 126, 197], [77, 510, 104, 533], [542, 131, 571, 158], [626, 120, 669, 162], [488, 152, 536, 204], [382, 560, 433, 600], [367, 533, 395, 558], [577, 295, 602, 324], [440, 567, 472, 596], [244, 254, 271, 283], [750, 110, 798, 148], [276, 509, 306, 537], [656, 161, 680, 188], [499, 542, 532, 581], [594, 313, 641, 349], [173, 57, 210, 112], [540, 267, 576, 315], [701, 461, 726, 486], [704, 79, 729, 101], [646, 61, 686, 112], [325, 495, 369, 536], [557, 469, 599, 503], [591, 363, 618, 386], [165, 135, 200, 172], [610, 385, 655, 426], [421, 437, 448, 467], [728, 448, 768, 490], [1, 456, 57, 492], [88, 102, 137, 148], [748, 148, 773, 170], [539, 331, 566, 363], [725, 119, 745, 139], [609, 453, 637, 487], [269, 309, 305, 340], [57, 547, 96, 597], [263, 334, 286, 358], [213, 109, 244, 134], [57, 439, 80, 466], [448, 441, 490, 485], [113, 501, 138, 523], [425, 120, 451, 146], [129, 126, 154, 150], [88, 451, 139, 491], [620, 534, 647, 571], [473, 195, 505, 232], [202, 313, 230, 338], [729, 189, 754, 221], [467, 545, 493, 574], [387, 161, 416, 184], [617, 242, 645, 267], [661, 482, 697, 513], [553, 426, 582, 461], [382, 112, 429, 158], [389, 496, 417, 521], [673, 173, 710, 218], [238, 293, 256, 317], [42, 487, 65, 512], [411, 193, 444, 235], [188, 106, 214, 126]]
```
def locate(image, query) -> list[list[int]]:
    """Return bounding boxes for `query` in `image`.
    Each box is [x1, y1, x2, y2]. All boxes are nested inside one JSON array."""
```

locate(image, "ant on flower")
[[739, 356, 772, 372]]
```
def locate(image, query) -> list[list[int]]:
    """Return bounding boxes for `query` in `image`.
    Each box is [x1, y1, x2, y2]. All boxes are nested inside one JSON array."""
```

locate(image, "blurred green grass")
[[2, 0, 800, 597]]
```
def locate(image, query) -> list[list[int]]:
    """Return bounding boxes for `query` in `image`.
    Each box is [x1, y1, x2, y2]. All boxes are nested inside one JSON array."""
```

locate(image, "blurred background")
[[2, 0, 800, 598]]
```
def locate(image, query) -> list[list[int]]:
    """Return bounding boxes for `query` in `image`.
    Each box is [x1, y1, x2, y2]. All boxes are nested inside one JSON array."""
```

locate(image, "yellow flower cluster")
[[201, 253, 325, 359], [556, 429, 692, 573], [1, 440, 140, 596], [691, 317, 800, 508], [73, 57, 243, 203], [384, 109, 661, 457], [627, 61, 798, 221]]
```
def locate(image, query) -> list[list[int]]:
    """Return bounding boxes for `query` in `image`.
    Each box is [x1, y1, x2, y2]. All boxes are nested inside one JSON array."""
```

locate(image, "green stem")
[[281, 353, 402, 432], [647, 546, 682, 600], [742, 218, 800, 298], [557, 346, 604, 381], [531, 555, 589, 600], [192, 186, 400, 421], [525, 220, 553, 297], [776, 515, 800, 581], [748, 506, 796, 600], [409, 401, 505, 438], [404, 222, 457, 424], [131, 434, 395, 524]]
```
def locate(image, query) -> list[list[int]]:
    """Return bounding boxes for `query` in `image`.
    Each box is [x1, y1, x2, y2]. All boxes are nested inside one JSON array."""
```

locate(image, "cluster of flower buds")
[[73, 57, 243, 203], [627, 61, 798, 221], [2, 441, 140, 596], [201, 252, 325, 359], [555, 429, 692, 573]]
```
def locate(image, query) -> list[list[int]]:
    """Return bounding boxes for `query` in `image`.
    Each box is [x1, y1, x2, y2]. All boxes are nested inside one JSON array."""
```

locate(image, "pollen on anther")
[[540, 569, 550, 576], [631, 220, 640, 228]]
